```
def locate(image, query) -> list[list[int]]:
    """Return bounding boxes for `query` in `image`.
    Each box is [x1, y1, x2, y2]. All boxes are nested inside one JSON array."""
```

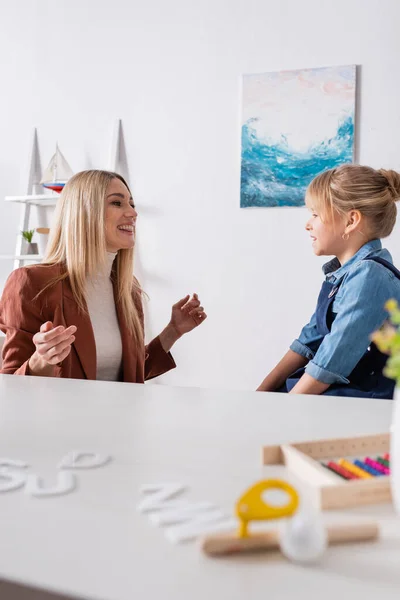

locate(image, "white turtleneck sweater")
[[85, 252, 123, 381]]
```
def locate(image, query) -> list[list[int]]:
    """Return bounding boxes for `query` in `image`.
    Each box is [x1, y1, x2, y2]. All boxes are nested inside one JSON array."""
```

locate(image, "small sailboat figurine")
[[40, 144, 73, 193]]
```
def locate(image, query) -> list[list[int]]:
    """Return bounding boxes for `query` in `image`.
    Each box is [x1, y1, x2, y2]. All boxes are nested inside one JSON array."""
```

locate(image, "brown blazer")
[[0, 264, 176, 382]]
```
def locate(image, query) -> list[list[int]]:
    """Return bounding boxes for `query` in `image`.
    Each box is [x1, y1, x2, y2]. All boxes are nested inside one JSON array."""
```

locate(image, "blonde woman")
[[257, 164, 400, 399], [0, 170, 206, 381]]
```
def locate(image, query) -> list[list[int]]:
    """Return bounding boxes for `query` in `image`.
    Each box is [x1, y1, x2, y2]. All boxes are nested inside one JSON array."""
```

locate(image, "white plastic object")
[[58, 451, 111, 470], [137, 483, 186, 513], [139, 483, 184, 493], [165, 513, 237, 544], [24, 472, 76, 497], [0, 468, 27, 492], [0, 458, 28, 468], [391, 388, 400, 513], [279, 510, 327, 564], [149, 502, 216, 526]]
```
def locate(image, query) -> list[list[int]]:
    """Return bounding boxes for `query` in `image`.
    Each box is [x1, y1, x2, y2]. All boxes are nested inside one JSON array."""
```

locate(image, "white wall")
[[1, 0, 400, 390]]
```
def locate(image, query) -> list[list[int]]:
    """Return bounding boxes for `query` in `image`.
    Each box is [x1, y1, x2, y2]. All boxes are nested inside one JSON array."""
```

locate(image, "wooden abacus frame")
[[262, 433, 391, 510]]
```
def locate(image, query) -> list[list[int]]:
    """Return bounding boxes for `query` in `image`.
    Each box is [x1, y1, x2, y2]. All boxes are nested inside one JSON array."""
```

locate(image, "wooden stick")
[[327, 522, 378, 544], [36, 227, 50, 234], [201, 521, 378, 557]]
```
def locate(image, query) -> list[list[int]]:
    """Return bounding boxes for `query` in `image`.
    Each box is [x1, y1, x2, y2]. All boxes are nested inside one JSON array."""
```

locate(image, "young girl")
[[257, 164, 400, 399]]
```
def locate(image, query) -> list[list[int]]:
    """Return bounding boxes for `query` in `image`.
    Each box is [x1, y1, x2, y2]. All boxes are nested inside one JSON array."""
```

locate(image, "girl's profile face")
[[305, 207, 346, 258]]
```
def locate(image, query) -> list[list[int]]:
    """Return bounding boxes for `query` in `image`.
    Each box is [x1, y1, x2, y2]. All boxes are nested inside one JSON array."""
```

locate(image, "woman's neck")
[[87, 252, 117, 283], [105, 252, 117, 277]]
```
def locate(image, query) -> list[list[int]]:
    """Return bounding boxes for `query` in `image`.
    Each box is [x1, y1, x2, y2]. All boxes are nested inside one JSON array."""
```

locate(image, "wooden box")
[[262, 433, 391, 510]]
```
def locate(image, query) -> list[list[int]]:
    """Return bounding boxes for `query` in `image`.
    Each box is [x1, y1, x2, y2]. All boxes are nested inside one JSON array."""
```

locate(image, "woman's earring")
[[342, 232, 350, 241]]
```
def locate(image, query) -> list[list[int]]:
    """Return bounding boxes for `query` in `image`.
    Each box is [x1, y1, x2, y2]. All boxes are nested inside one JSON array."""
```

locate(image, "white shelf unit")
[[4, 194, 57, 268], [2, 129, 59, 270], [4, 194, 58, 205], [0, 255, 44, 261], [3, 119, 126, 272]]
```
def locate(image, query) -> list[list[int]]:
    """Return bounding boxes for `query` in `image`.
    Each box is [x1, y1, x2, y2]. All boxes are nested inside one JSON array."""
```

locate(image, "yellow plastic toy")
[[200, 478, 379, 557], [235, 479, 299, 537]]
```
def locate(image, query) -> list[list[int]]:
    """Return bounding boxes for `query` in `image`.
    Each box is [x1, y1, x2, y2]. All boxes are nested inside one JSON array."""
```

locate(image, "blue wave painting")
[[240, 65, 356, 208]]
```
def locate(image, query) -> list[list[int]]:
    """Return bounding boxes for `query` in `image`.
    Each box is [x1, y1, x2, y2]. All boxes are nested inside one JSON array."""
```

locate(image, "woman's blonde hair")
[[306, 164, 400, 238], [43, 169, 143, 343]]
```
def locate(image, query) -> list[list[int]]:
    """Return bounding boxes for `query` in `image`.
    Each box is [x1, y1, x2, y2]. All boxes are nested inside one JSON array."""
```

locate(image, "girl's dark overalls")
[[282, 257, 400, 399]]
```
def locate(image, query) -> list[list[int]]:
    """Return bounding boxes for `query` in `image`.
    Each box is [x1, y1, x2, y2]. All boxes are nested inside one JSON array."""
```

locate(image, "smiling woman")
[[0, 170, 207, 382]]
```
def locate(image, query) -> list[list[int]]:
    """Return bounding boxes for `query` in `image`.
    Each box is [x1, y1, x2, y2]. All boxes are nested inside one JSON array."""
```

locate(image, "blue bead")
[[354, 459, 383, 477]]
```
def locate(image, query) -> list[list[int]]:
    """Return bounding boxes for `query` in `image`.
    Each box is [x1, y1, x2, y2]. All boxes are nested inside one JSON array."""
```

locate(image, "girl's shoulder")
[[341, 252, 400, 297], [350, 251, 399, 280]]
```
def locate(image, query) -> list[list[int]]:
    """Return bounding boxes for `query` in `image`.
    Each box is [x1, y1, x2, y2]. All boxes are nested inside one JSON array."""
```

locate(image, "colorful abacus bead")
[[325, 461, 358, 480], [365, 457, 390, 475], [338, 459, 373, 479], [354, 460, 383, 477]]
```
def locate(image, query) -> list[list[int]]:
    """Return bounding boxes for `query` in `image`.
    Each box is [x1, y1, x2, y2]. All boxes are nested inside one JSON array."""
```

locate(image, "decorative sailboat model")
[[40, 145, 73, 193]]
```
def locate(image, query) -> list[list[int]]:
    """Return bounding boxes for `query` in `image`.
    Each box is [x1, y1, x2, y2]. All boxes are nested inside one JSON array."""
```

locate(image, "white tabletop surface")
[[0, 374, 399, 600]]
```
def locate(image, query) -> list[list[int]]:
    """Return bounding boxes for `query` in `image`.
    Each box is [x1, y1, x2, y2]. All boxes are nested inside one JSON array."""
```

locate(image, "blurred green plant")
[[371, 300, 400, 384], [21, 229, 35, 243]]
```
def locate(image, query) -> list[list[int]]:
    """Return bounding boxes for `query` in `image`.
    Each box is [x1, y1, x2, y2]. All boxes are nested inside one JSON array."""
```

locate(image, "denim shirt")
[[290, 239, 400, 385]]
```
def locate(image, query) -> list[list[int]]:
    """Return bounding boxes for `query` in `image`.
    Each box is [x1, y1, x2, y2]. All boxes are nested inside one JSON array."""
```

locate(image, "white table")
[[0, 374, 399, 600]]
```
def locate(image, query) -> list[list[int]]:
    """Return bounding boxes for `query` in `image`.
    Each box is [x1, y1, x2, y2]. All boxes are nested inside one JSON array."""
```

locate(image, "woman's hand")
[[170, 293, 207, 336], [28, 321, 77, 376], [158, 294, 207, 353]]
